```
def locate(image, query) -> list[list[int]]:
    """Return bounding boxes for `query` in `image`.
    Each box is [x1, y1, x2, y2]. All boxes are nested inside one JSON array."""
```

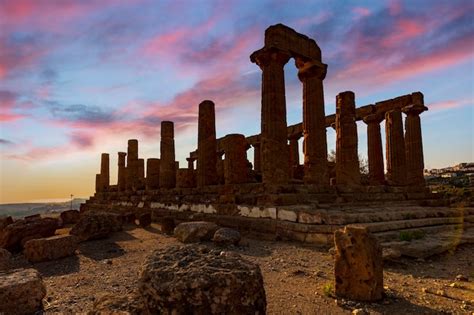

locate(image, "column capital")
[[402, 104, 428, 116], [363, 113, 384, 125], [250, 47, 291, 69], [288, 133, 302, 141], [186, 157, 195, 163], [295, 58, 327, 81]]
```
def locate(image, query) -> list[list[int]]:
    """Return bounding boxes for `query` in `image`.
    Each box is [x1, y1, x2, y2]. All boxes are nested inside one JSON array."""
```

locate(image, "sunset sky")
[[0, 0, 473, 203]]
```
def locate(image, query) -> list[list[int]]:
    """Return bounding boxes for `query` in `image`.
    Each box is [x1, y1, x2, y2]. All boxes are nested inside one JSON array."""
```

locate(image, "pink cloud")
[[428, 99, 472, 111], [381, 19, 426, 48], [353, 7, 371, 18]]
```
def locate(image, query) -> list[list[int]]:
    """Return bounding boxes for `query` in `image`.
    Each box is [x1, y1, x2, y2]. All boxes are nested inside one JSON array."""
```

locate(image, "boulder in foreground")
[[0, 218, 59, 252], [0, 268, 46, 315], [334, 226, 383, 301], [139, 245, 266, 314], [24, 235, 78, 263], [70, 212, 122, 241], [173, 221, 219, 243]]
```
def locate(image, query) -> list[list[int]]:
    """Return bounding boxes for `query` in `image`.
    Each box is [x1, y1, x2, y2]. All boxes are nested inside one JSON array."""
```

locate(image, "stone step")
[[322, 207, 474, 225], [349, 216, 473, 233], [375, 224, 462, 242], [380, 226, 474, 258]]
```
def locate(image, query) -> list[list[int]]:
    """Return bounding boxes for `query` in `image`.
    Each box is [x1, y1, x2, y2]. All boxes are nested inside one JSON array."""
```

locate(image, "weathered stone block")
[[277, 209, 297, 222], [334, 226, 383, 301], [70, 212, 122, 241], [0, 268, 46, 315], [24, 235, 78, 263], [174, 221, 219, 243], [60, 209, 80, 225], [0, 218, 59, 252], [212, 228, 241, 246], [0, 216, 13, 229], [298, 211, 322, 224], [139, 245, 266, 314]]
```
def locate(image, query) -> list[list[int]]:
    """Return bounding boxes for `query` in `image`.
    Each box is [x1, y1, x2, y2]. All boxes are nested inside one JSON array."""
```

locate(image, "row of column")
[[251, 47, 329, 186]]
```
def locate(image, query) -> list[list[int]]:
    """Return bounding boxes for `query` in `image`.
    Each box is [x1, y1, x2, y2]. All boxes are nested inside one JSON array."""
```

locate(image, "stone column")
[[221, 134, 249, 184], [146, 158, 160, 190], [296, 58, 329, 186], [335, 91, 360, 185], [187, 157, 195, 170], [197, 100, 218, 187], [288, 136, 300, 178], [385, 108, 407, 186], [363, 114, 385, 185], [252, 142, 261, 173], [117, 152, 127, 191], [100, 153, 110, 190], [95, 174, 102, 193], [216, 150, 225, 185], [402, 104, 428, 186], [176, 169, 195, 188], [160, 121, 176, 188], [126, 139, 139, 191], [251, 48, 291, 184]]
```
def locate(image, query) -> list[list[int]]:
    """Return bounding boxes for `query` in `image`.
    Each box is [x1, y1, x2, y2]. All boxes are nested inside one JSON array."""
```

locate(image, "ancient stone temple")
[[82, 24, 456, 248]]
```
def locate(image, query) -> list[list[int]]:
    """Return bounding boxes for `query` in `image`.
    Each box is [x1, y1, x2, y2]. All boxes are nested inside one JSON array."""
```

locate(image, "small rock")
[[212, 228, 241, 246], [352, 309, 368, 315], [173, 221, 219, 243], [455, 274, 469, 282]]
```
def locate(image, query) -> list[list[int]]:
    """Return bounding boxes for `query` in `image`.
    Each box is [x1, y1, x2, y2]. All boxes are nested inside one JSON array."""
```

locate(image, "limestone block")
[[334, 226, 383, 301], [277, 209, 298, 222], [0, 216, 13, 229], [70, 212, 122, 241], [0, 268, 46, 315], [24, 235, 78, 263], [60, 210, 80, 225], [298, 211, 322, 224], [0, 218, 59, 252], [212, 228, 241, 246], [139, 245, 266, 314], [173, 221, 219, 243]]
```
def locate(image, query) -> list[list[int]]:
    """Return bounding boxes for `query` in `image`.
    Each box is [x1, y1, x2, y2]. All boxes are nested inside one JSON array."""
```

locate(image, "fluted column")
[[402, 104, 428, 186], [221, 134, 249, 184], [100, 153, 110, 190], [253, 142, 261, 172], [126, 139, 139, 191], [296, 58, 329, 186], [160, 121, 176, 188], [385, 108, 407, 186], [251, 48, 291, 184], [197, 100, 218, 187], [363, 114, 385, 185], [335, 91, 360, 185], [117, 152, 126, 191], [146, 158, 160, 190], [187, 157, 195, 170], [288, 135, 300, 178]]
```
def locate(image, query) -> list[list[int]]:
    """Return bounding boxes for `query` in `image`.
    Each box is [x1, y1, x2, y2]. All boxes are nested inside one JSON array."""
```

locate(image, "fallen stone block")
[[334, 226, 383, 301], [213, 227, 241, 246], [0, 218, 59, 252], [24, 214, 41, 221], [24, 235, 78, 263], [139, 245, 266, 314], [70, 212, 122, 241], [0, 248, 12, 271], [174, 221, 219, 243], [60, 210, 80, 225], [0, 268, 46, 315]]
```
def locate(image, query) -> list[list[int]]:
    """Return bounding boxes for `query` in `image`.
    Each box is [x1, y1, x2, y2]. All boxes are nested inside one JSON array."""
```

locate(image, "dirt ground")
[[11, 223, 474, 314]]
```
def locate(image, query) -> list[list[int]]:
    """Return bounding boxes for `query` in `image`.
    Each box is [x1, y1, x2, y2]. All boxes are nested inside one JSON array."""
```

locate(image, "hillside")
[[0, 198, 87, 218]]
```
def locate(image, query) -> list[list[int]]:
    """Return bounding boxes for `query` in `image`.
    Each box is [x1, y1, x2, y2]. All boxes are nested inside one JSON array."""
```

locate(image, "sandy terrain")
[[10, 223, 474, 314]]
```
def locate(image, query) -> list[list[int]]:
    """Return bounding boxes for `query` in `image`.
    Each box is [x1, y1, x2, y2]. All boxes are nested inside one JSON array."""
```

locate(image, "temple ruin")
[[82, 24, 464, 246]]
